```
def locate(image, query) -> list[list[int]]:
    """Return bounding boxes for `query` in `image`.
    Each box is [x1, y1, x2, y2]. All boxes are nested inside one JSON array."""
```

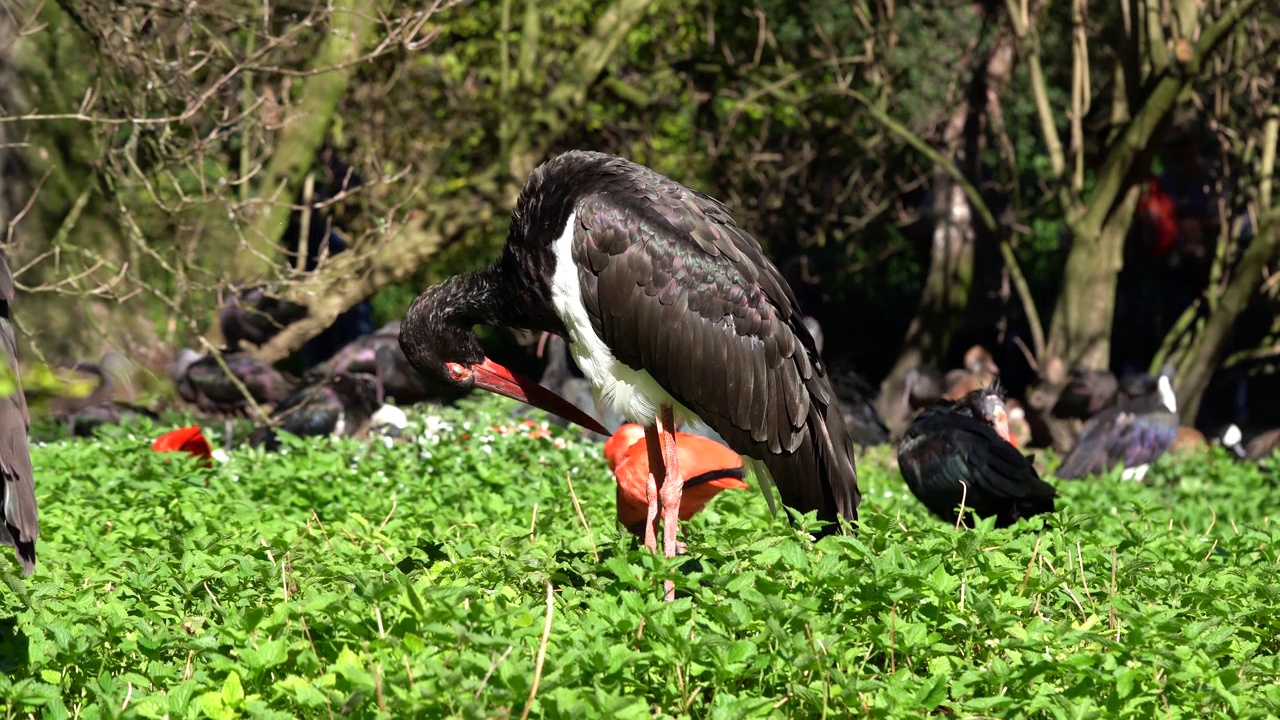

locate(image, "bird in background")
[[400, 150, 860, 601], [943, 345, 1000, 400], [897, 385, 1056, 529], [605, 423, 748, 543], [0, 248, 37, 577], [1055, 367, 1180, 481]]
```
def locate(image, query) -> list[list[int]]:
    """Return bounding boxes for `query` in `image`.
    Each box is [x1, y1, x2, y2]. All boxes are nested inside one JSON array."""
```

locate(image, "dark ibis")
[[1055, 370, 1179, 481], [605, 423, 747, 544], [247, 372, 387, 450], [309, 320, 470, 407], [171, 349, 296, 415], [400, 150, 860, 597], [1052, 365, 1119, 421], [0, 248, 37, 576], [897, 386, 1056, 529]]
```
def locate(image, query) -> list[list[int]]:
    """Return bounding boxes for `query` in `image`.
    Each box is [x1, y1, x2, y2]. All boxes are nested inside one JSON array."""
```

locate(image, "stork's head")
[[400, 274, 609, 436]]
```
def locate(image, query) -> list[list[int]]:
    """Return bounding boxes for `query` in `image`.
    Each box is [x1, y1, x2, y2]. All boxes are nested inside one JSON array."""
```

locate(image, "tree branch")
[[840, 88, 998, 232], [231, 2, 378, 281], [250, 189, 499, 363], [1004, 0, 1070, 205], [1082, 0, 1262, 233]]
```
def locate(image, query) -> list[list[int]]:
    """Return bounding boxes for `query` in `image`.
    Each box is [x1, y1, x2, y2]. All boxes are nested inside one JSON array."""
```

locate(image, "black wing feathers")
[[899, 412, 1055, 528], [571, 173, 859, 530], [0, 249, 37, 576]]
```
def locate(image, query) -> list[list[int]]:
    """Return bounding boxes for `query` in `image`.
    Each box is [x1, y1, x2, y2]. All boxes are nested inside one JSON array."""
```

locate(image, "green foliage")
[[3, 398, 1279, 717]]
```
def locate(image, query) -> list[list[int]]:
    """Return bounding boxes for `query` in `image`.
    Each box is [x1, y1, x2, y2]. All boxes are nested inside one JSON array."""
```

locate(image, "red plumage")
[[1137, 179, 1180, 258], [605, 423, 747, 537], [152, 426, 214, 467]]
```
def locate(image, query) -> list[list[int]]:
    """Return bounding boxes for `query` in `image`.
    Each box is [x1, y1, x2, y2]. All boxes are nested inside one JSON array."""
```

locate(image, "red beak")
[[470, 357, 610, 436]]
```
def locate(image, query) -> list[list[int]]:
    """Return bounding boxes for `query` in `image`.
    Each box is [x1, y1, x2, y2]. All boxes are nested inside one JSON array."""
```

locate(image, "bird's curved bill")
[[471, 358, 610, 436]]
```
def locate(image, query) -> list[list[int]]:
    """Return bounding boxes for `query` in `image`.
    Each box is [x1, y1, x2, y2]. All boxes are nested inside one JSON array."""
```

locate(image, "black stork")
[[897, 386, 1056, 529], [0, 248, 37, 576], [400, 150, 860, 583], [1055, 369, 1179, 481]]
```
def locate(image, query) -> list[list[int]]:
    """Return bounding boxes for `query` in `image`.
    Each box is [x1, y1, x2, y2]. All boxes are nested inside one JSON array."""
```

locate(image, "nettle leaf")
[[11, 400, 1280, 717]]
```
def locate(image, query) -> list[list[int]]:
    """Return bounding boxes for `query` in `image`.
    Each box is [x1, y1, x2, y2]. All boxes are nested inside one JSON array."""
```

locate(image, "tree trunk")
[[1015, 0, 1261, 449], [877, 180, 976, 434], [877, 30, 1014, 436]]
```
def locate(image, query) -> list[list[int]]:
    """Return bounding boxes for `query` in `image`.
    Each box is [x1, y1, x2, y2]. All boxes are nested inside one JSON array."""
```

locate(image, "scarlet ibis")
[[247, 372, 384, 450], [152, 426, 215, 467], [1052, 365, 1120, 421], [1056, 370, 1179, 481], [897, 386, 1056, 529], [605, 423, 748, 543], [400, 150, 860, 584], [0, 248, 37, 577]]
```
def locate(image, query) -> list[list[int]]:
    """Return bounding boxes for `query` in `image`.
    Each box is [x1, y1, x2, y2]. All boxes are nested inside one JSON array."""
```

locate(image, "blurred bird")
[[308, 320, 470, 407], [49, 351, 158, 437], [1004, 398, 1032, 449], [1052, 365, 1119, 421], [902, 365, 945, 413], [247, 372, 383, 450], [536, 332, 624, 442], [943, 345, 1000, 400], [605, 423, 748, 540], [1221, 424, 1280, 462], [1055, 368, 1179, 481], [897, 386, 1056, 529], [799, 316, 888, 448], [0, 248, 37, 576], [218, 286, 308, 352], [171, 349, 296, 416]]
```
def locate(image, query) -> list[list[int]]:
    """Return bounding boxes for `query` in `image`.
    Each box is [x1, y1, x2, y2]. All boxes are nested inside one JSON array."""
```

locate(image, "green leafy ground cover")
[[2, 397, 1279, 718]]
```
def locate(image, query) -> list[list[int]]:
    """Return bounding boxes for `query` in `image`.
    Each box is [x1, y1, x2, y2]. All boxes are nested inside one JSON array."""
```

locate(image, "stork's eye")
[[445, 362, 472, 383]]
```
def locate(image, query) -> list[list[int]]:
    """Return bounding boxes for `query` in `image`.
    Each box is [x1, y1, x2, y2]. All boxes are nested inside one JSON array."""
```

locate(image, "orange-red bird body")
[[152, 426, 214, 467], [605, 423, 748, 537]]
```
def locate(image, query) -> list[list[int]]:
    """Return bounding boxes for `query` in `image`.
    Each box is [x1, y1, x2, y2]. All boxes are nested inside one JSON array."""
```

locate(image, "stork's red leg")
[[642, 424, 664, 554], [655, 404, 682, 601]]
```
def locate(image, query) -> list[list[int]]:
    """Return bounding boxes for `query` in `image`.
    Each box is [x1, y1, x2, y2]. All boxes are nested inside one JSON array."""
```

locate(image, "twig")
[[519, 580, 556, 720], [564, 472, 599, 562], [474, 646, 515, 699]]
